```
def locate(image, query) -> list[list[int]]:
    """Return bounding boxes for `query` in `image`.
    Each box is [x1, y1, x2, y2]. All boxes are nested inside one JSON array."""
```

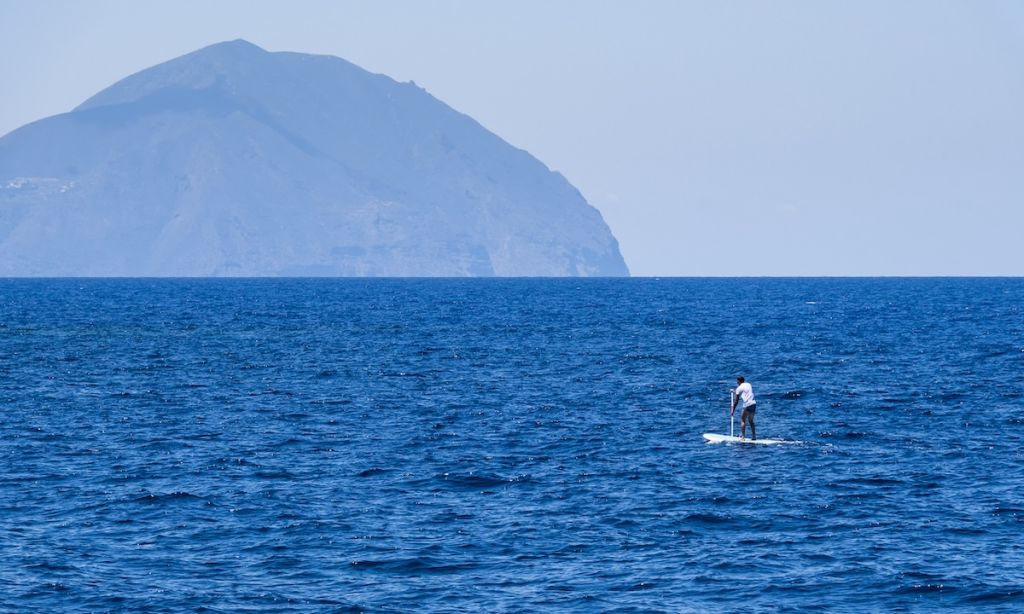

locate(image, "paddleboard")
[[702, 433, 793, 445]]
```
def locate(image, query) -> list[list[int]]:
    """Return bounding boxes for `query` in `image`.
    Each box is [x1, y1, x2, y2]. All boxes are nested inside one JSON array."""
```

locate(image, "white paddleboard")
[[702, 433, 793, 445]]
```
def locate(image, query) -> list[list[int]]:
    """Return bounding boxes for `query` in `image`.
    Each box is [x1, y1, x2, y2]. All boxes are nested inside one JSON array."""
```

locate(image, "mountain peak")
[[75, 39, 273, 112], [203, 38, 266, 53]]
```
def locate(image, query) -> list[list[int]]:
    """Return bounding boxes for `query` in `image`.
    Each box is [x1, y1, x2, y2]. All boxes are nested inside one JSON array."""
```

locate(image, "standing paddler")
[[731, 376, 757, 440]]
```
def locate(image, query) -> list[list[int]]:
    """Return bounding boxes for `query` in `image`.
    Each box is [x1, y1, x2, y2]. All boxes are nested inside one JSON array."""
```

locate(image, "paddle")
[[730, 390, 735, 437]]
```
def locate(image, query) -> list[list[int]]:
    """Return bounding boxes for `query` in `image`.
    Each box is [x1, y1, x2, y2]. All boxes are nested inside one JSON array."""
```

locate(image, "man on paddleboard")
[[731, 376, 757, 440]]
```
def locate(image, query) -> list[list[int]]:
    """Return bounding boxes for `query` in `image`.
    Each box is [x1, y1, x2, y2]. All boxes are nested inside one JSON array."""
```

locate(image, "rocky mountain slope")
[[0, 40, 628, 276]]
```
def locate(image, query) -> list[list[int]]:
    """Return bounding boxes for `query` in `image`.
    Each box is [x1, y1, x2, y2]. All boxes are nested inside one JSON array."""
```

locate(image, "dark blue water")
[[2, 278, 1022, 612]]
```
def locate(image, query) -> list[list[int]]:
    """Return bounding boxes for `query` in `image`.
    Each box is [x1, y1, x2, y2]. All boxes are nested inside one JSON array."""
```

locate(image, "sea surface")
[[1, 278, 1022, 612]]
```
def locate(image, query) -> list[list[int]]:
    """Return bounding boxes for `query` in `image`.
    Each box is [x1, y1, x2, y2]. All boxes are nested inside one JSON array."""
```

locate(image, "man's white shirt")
[[736, 382, 756, 408]]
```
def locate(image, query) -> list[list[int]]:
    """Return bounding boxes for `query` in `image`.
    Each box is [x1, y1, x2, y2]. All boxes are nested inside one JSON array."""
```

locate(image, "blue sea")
[[1, 278, 1022, 612]]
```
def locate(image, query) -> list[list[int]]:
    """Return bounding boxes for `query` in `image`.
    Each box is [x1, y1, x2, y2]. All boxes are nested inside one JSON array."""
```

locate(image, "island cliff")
[[0, 40, 629, 276]]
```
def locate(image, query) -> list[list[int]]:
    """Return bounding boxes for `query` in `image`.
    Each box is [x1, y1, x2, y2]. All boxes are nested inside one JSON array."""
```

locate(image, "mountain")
[[0, 40, 629, 276]]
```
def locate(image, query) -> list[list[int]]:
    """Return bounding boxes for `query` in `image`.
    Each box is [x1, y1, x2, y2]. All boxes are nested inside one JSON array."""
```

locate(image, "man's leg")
[[744, 409, 756, 441]]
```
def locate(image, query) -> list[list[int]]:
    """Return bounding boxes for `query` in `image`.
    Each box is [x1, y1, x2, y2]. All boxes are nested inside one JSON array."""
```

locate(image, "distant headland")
[[0, 40, 629, 276]]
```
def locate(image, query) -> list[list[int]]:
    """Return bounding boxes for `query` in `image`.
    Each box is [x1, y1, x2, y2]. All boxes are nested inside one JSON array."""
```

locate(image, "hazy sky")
[[2, 0, 1023, 275]]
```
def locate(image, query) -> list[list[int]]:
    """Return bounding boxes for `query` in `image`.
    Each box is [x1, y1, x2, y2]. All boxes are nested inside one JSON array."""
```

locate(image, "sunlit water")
[[2, 278, 1022, 612]]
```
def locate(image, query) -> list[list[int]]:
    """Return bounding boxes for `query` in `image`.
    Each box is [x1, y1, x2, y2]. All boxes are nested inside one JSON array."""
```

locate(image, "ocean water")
[[1, 278, 1022, 612]]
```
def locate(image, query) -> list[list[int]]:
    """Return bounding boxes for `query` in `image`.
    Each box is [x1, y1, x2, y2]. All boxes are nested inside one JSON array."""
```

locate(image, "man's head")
[[736, 376, 745, 384]]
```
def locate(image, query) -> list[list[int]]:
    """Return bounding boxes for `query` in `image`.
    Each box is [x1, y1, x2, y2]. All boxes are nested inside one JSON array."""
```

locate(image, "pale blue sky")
[[2, 0, 1023, 275]]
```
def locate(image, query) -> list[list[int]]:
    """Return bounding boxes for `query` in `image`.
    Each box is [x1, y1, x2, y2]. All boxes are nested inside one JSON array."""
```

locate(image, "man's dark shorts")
[[741, 404, 756, 415]]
